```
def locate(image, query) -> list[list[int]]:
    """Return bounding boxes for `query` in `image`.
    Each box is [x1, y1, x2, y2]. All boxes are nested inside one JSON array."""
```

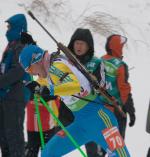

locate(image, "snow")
[[0, 0, 150, 156]]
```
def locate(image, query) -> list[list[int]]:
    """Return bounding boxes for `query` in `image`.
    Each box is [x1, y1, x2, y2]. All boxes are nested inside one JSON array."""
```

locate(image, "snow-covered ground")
[[0, 0, 150, 156]]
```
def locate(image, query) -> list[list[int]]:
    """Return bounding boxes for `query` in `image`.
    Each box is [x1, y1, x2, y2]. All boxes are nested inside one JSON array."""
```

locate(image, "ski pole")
[[31, 75, 45, 149], [34, 95, 45, 149], [39, 96, 87, 157]]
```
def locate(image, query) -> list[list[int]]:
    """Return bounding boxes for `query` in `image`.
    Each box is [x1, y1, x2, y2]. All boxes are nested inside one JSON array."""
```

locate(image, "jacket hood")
[[68, 28, 94, 64], [105, 34, 127, 58], [5, 14, 27, 42]]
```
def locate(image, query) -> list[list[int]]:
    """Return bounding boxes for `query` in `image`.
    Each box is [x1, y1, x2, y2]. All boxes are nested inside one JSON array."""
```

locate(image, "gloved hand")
[[123, 105, 136, 127], [128, 113, 136, 127], [122, 94, 136, 127], [25, 81, 41, 94], [39, 86, 57, 102]]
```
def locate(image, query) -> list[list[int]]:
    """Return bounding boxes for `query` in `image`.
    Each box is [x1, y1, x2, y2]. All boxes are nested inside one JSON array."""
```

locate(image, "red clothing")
[[104, 35, 131, 105], [26, 99, 60, 132], [102, 54, 131, 105]]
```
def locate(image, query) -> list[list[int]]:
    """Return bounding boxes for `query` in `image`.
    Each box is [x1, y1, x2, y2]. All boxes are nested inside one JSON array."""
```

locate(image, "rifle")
[[28, 11, 126, 118]]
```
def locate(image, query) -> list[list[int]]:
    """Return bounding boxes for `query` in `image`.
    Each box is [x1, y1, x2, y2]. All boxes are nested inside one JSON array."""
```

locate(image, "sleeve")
[[37, 70, 81, 96], [117, 64, 131, 104], [50, 62, 81, 96], [0, 43, 25, 89], [0, 63, 24, 88]]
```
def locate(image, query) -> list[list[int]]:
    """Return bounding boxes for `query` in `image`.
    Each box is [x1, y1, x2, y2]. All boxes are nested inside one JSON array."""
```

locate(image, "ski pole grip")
[[28, 11, 36, 20]]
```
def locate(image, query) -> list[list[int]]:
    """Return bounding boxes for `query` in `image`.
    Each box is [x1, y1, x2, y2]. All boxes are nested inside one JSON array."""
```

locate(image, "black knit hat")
[[68, 28, 94, 64]]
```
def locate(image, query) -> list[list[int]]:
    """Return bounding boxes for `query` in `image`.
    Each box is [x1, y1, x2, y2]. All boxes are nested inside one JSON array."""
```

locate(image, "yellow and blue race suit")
[[41, 56, 131, 157]]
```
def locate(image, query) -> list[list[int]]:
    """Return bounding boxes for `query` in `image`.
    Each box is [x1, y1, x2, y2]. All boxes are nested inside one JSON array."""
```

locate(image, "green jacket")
[[100, 57, 125, 107]]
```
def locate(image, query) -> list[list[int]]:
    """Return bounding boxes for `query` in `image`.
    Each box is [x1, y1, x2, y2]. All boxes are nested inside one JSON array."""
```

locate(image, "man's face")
[[73, 40, 89, 56], [26, 62, 47, 78]]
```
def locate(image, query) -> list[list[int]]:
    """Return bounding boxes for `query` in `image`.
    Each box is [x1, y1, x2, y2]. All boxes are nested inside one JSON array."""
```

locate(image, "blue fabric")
[[49, 84, 54, 95], [23, 87, 31, 103], [5, 14, 27, 42], [1, 50, 14, 73], [0, 14, 28, 98], [19, 45, 45, 70], [23, 72, 32, 103], [41, 96, 131, 157]]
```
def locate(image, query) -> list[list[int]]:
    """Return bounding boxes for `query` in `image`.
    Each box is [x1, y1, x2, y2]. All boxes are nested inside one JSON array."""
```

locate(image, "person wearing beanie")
[[19, 44, 131, 156], [0, 14, 35, 157]]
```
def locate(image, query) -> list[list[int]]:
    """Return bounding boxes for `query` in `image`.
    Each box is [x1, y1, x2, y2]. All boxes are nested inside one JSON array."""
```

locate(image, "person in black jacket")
[[68, 28, 102, 157], [0, 14, 34, 157]]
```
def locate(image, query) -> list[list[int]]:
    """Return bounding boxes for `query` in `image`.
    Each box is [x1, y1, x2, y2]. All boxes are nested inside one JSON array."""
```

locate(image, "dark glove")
[[21, 32, 36, 45], [122, 94, 136, 127], [128, 113, 136, 127], [25, 81, 41, 94], [39, 86, 57, 102]]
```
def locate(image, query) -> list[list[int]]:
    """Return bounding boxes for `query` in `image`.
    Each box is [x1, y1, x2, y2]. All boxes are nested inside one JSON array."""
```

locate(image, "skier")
[[0, 14, 33, 157], [19, 44, 131, 157], [96, 34, 136, 156], [68, 28, 102, 157]]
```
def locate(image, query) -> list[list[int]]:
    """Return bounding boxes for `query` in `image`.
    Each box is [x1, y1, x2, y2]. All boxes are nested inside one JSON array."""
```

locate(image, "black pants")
[[0, 100, 25, 157], [85, 114, 127, 157], [25, 127, 60, 157]]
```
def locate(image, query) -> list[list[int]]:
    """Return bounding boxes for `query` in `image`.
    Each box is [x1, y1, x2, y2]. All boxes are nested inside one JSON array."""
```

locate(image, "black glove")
[[21, 32, 36, 45], [122, 94, 136, 127], [25, 81, 41, 94], [39, 86, 57, 102], [128, 113, 136, 127]]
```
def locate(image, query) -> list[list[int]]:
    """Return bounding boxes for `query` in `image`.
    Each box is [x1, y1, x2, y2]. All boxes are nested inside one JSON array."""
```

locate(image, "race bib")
[[102, 126, 125, 151]]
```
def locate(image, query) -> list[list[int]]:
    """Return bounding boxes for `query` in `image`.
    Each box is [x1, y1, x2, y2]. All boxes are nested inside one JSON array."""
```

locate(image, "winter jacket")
[[0, 14, 28, 102], [99, 35, 133, 110]]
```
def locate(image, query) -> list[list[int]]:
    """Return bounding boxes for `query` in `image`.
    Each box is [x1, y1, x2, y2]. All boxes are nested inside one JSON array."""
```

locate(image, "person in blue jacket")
[[0, 14, 35, 157]]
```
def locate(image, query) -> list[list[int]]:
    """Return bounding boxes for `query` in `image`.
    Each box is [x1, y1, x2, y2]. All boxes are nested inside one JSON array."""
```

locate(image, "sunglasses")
[[26, 65, 34, 73]]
